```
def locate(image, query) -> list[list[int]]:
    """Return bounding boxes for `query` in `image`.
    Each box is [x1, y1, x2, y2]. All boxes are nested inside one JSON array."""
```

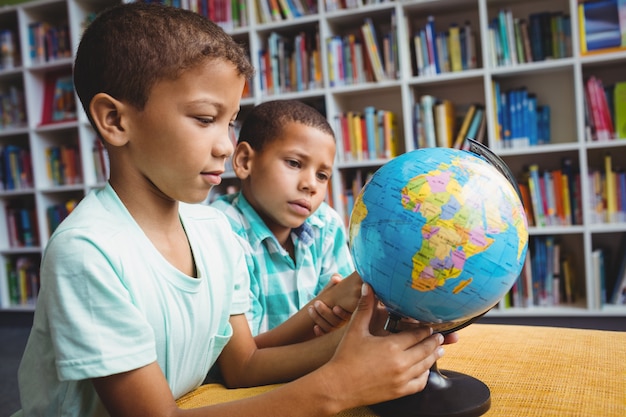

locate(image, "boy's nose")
[[214, 127, 235, 159], [300, 170, 318, 193]]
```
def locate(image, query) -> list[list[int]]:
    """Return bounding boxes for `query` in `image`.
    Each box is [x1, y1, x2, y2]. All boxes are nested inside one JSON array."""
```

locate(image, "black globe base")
[[368, 362, 491, 417]]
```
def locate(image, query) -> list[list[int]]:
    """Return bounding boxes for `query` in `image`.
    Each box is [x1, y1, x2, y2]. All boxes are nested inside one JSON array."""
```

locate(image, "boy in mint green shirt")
[[13, 4, 451, 416]]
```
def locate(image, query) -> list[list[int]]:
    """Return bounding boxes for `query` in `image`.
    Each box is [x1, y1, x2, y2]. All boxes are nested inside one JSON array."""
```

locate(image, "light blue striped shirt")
[[212, 192, 354, 335]]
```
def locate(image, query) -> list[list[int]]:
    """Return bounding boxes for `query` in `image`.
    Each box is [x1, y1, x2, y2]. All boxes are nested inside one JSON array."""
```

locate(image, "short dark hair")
[[73, 2, 254, 131], [238, 100, 335, 151]]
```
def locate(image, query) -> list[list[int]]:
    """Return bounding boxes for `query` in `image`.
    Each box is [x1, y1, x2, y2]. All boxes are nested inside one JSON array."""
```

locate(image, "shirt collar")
[[233, 192, 317, 248]]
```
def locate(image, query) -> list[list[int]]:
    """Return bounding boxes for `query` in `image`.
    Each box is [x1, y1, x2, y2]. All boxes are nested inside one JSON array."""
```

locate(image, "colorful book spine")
[[528, 164, 546, 227], [364, 106, 377, 160]]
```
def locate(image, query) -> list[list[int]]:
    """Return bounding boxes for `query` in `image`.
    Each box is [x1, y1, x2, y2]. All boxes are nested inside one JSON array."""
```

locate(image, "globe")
[[349, 146, 529, 334]]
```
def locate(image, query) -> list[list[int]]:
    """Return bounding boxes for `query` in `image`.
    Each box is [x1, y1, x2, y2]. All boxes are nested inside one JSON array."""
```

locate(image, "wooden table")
[[176, 324, 626, 416]]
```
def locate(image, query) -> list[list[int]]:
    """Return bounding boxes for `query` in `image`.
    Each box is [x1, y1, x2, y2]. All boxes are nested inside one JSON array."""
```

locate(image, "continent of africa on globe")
[[349, 147, 529, 333]]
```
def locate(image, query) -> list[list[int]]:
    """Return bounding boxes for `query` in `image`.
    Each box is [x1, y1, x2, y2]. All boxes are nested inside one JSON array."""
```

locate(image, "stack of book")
[[487, 8, 571, 67], [493, 81, 551, 149], [0, 145, 33, 191], [411, 16, 476, 77], [4, 255, 40, 307], [413, 96, 486, 150], [334, 107, 399, 162], [578, 0, 626, 54], [517, 160, 583, 228], [583, 76, 626, 141]]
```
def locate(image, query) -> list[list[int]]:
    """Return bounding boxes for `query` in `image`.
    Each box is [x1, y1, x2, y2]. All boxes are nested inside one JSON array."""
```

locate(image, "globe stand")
[[369, 362, 490, 417], [369, 313, 491, 417]]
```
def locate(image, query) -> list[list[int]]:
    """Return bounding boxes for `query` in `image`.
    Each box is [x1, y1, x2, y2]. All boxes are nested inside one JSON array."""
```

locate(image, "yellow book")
[[605, 153, 617, 222], [352, 112, 364, 161], [383, 111, 399, 157], [561, 173, 572, 226], [453, 104, 476, 149], [578, 4, 587, 54], [448, 24, 462, 72], [361, 19, 386, 82]]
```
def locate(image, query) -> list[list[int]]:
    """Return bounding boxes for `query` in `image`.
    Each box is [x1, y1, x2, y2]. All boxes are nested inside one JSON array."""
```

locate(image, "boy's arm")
[[92, 285, 446, 417], [223, 313, 343, 385], [253, 272, 362, 348]]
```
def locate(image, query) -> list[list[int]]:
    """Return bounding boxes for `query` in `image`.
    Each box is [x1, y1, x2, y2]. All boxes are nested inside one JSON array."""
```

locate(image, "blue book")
[[538, 106, 546, 143], [500, 91, 511, 145], [419, 30, 431, 75], [528, 164, 545, 227], [20, 208, 34, 247], [498, 9, 511, 65], [528, 13, 544, 61], [544, 236, 554, 304], [465, 107, 484, 140], [618, 169, 626, 221], [364, 106, 377, 159], [508, 90, 517, 140], [377, 109, 386, 156], [527, 94, 538, 146], [583, 0, 621, 51], [425, 16, 440, 74]]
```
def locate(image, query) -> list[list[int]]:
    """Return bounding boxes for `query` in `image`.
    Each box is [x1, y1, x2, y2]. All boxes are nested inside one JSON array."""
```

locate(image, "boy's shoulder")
[[308, 201, 345, 229], [210, 192, 252, 235]]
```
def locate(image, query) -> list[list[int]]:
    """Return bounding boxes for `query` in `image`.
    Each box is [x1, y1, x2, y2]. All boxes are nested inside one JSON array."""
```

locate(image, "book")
[[420, 95, 437, 148], [605, 153, 617, 222], [615, 81, 626, 139], [434, 100, 454, 148], [425, 16, 439, 74], [620, 0, 626, 46], [448, 23, 462, 72], [453, 104, 477, 149], [383, 111, 398, 158], [363, 106, 378, 159], [465, 106, 484, 142], [610, 233, 626, 304], [361, 18, 386, 82], [591, 248, 606, 308], [527, 164, 546, 227], [40, 70, 76, 125], [581, 0, 622, 52]]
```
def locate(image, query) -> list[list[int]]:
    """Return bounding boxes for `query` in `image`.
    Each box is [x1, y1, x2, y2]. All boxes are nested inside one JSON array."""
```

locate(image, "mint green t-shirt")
[[14, 184, 249, 417]]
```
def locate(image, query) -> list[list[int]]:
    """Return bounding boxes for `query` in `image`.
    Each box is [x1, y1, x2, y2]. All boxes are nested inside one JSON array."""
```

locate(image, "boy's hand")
[[317, 271, 362, 312], [308, 300, 352, 336], [319, 283, 447, 409], [309, 272, 362, 336]]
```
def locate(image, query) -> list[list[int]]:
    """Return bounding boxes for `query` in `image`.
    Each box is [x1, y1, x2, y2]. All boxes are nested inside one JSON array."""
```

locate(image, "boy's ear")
[[89, 93, 129, 147], [232, 142, 254, 180]]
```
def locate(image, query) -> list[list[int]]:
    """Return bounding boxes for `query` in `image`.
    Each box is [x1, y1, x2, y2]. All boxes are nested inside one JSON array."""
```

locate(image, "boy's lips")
[[289, 199, 312, 215], [201, 170, 223, 185]]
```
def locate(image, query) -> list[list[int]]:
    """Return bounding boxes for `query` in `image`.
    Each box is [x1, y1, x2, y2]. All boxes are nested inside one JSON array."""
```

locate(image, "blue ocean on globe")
[[349, 147, 529, 332]]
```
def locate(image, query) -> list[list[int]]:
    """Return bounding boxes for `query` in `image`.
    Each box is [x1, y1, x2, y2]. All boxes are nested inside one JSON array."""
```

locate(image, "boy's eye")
[[317, 172, 330, 182], [196, 116, 215, 124], [286, 159, 300, 168]]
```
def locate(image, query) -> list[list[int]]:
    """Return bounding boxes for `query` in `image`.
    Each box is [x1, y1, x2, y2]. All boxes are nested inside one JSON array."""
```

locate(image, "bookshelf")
[[1, 0, 625, 321]]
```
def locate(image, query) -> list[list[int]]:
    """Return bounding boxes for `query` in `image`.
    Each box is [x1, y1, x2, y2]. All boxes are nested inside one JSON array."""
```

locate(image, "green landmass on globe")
[[349, 147, 529, 331]]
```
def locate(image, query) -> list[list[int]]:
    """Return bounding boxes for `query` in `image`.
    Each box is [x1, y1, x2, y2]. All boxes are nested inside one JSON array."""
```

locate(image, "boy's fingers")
[[348, 283, 375, 334]]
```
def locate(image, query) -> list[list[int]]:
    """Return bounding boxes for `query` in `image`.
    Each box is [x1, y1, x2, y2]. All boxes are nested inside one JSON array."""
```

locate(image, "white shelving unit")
[[1, 0, 625, 320]]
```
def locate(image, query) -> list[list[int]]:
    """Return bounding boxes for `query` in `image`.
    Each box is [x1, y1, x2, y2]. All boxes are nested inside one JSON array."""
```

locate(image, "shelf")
[[0, 0, 624, 317]]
